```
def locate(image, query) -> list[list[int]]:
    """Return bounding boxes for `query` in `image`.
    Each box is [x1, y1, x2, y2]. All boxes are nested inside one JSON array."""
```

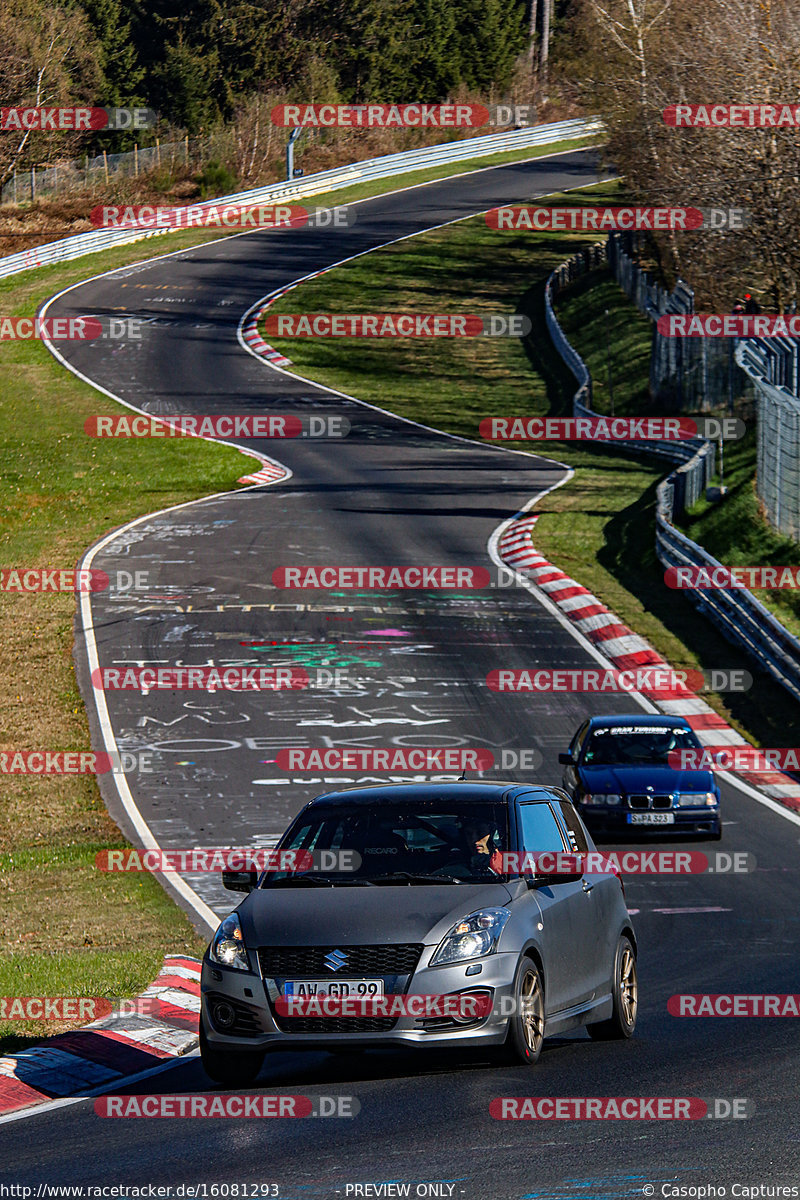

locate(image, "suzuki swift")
[[200, 781, 638, 1084]]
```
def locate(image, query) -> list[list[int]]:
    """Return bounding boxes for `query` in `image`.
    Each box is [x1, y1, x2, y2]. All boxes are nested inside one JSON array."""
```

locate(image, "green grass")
[[262, 183, 800, 753], [677, 431, 800, 641]]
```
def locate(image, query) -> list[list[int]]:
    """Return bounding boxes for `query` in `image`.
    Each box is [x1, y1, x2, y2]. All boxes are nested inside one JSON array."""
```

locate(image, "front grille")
[[273, 1016, 397, 1033], [258, 944, 425, 977], [206, 993, 262, 1038], [627, 794, 673, 810]]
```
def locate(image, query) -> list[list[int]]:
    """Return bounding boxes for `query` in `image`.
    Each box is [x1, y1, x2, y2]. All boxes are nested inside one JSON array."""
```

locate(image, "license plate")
[[282, 978, 384, 998], [628, 812, 675, 825]]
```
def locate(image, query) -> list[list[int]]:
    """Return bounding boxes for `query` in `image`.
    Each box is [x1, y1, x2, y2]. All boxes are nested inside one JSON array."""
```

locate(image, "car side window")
[[558, 801, 590, 853], [571, 721, 590, 758], [518, 802, 568, 852]]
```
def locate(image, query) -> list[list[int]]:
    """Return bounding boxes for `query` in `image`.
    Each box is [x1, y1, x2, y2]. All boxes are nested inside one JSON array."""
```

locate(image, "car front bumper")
[[201, 949, 522, 1052], [577, 805, 721, 837]]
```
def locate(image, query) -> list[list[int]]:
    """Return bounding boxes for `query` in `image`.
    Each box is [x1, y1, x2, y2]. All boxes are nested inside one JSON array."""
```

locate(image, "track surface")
[[3, 150, 799, 1196]]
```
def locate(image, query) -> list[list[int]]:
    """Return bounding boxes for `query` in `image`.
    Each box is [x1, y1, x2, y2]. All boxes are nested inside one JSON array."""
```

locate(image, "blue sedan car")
[[559, 714, 721, 840]]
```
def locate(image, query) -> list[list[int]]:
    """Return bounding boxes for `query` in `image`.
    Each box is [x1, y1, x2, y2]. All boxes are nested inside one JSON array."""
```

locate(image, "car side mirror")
[[558, 751, 574, 765], [222, 869, 258, 893]]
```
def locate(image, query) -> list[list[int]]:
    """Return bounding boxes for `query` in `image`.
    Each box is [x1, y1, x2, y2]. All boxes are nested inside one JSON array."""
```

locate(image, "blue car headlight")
[[582, 793, 622, 806], [677, 792, 718, 807], [431, 908, 511, 966], [209, 913, 250, 971]]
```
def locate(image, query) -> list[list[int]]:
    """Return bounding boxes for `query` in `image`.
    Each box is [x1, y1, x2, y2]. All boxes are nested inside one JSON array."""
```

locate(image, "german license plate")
[[628, 812, 675, 825], [282, 978, 384, 997]]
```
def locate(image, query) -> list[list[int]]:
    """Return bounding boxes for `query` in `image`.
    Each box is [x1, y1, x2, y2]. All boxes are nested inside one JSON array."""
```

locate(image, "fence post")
[[30, 167, 35, 202], [134, 144, 138, 176], [184, 135, 189, 165], [156, 138, 161, 167], [103, 150, 109, 183]]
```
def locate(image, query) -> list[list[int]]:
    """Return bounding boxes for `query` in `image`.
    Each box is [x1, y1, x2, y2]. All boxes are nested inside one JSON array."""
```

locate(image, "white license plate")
[[282, 978, 385, 998], [628, 812, 675, 825]]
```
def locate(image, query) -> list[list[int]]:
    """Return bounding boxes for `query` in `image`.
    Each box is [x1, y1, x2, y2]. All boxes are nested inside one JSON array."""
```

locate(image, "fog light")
[[211, 1000, 236, 1030], [450, 989, 493, 1025]]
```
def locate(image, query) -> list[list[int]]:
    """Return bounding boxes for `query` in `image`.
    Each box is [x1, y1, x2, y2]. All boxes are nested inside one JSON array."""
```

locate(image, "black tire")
[[500, 956, 545, 1065], [710, 824, 723, 841], [588, 935, 638, 1041], [199, 1023, 265, 1085]]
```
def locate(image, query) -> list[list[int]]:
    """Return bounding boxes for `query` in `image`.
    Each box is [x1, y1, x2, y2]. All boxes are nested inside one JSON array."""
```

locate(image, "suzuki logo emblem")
[[324, 949, 349, 972]]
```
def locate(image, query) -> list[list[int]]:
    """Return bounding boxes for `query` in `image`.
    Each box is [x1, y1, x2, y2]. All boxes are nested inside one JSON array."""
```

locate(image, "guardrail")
[[0, 117, 602, 281], [542, 242, 800, 707]]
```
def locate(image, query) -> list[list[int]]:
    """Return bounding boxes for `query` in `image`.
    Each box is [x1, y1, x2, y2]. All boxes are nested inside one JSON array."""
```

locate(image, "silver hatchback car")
[[200, 782, 638, 1084]]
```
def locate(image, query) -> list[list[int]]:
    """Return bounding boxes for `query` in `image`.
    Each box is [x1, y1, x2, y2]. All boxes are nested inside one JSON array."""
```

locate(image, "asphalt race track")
[[3, 148, 799, 1196]]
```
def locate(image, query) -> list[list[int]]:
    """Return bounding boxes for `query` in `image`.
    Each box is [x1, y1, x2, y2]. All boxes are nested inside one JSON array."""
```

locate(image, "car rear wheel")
[[199, 1023, 265, 1085], [588, 935, 638, 1040], [501, 956, 545, 1065]]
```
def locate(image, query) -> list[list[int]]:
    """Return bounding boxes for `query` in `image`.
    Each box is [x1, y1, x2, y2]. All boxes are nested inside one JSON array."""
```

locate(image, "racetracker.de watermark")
[[0, 567, 108, 592], [486, 668, 751, 695], [663, 103, 800, 127], [95, 1094, 358, 1118], [658, 314, 800, 337], [0, 996, 160, 1020], [94, 848, 360, 872], [275, 747, 495, 771], [0, 106, 155, 131], [669, 745, 800, 772], [84, 414, 350, 439], [272, 565, 491, 589], [90, 667, 309, 691], [485, 206, 748, 231], [90, 205, 351, 230], [271, 103, 536, 127], [665, 566, 800, 589], [669, 995, 800, 1016], [501, 851, 754, 876], [491, 1097, 752, 1120], [480, 416, 744, 441], [0, 750, 153, 775], [263, 314, 529, 337]]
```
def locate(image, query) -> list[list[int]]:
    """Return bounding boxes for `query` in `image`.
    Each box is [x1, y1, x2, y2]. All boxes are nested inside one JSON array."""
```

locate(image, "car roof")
[[586, 714, 692, 730], [303, 781, 561, 809]]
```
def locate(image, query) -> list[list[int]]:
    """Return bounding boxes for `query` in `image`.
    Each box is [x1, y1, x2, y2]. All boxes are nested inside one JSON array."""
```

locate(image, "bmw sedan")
[[560, 714, 722, 839], [199, 781, 637, 1084]]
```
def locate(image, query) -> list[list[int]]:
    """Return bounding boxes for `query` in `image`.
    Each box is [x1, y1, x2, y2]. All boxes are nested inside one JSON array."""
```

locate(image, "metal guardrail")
[[655, 490, 800, 705], [0, 117, 602, 280], [545, 241, 800, 705]]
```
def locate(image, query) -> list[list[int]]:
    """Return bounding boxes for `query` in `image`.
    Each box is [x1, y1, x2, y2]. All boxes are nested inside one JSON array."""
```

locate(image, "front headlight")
[[430, 908, 511, 966], [677, 792, 718, 807], [582, 793, 622, 806], [209, 913, 250, 971]]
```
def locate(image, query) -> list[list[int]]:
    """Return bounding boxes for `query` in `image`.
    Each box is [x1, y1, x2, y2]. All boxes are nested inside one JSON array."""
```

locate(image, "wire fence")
[[0, 132, 241, 204]]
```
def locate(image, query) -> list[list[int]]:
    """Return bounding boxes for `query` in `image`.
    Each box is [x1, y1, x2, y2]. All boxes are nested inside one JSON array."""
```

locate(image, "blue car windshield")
[[581, 725, 701, 766]]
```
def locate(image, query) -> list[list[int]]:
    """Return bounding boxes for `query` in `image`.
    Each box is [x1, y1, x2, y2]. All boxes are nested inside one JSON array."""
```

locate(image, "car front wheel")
[[588, 934, 638, 1040], [200, 1022, 265, 1085], [501, 956, 545, 1065]]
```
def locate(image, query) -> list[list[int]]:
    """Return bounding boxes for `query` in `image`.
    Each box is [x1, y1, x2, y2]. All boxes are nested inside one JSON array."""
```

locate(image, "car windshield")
[[581, 724, 701, 766], [263, 800, 510, 885]]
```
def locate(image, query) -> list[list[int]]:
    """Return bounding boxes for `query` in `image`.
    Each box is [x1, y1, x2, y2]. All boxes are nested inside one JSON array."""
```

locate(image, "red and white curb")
[[236, 456, 291, 486], [240, 268, 333, 370], [499, 514, 800, 813], [0, 955, 201, 1115]]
